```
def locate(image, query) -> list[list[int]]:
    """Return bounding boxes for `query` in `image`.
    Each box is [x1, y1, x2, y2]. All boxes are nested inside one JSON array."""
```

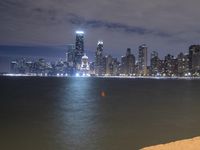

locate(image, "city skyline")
[[0, 30, 198, 71], [5, 30, 200, 77]]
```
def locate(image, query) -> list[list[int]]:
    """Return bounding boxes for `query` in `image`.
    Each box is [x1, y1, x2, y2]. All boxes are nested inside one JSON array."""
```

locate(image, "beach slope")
[[141, 137, 200, 150]]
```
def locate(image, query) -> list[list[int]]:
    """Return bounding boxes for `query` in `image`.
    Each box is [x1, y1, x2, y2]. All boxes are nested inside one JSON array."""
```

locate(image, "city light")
[[76, 31, 84, 34], [76, 73, 80, 77], [5, 31, 200, 79], [97, 41, 103, 45]]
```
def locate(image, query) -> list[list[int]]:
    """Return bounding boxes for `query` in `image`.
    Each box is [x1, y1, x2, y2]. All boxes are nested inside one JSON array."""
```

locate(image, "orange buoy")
[[101, 91, 106, 97]]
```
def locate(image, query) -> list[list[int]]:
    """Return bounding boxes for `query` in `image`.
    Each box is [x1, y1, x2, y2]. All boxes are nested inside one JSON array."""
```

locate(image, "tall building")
[[121, 48, 135, 75], [150, 51, 160, 76], [89, 62, 95, 75], [138, 44, 148, 75], [75, 31, 84, 69], [105, 55, 113, 75], [66, 44, 75, 67], [121, 56, 127, 75], [189, 45, 200, 75], [126, 48, 135, 75], [95, 41, 104, 76], [177, 53, 189, 76], [163, 54, 178, 76], [112, 58, 120, 76], [66, 44, 76, 75], [80, 54, 90, 75]]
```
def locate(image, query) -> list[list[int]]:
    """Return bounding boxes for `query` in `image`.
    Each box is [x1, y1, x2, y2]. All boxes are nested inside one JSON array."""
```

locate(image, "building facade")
[[177, 53, 189, 76], [80, 54, 90, 76], [95, 41, 104, 76], [189, 45, 200, 75], [150, 51, 160, 76], [138, 44, 148, 75], [75, 31, 84, 70], [121, 48, 135, 75]]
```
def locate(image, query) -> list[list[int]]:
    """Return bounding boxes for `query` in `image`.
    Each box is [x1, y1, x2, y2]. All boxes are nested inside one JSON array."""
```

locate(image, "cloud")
[[67, 13, 170, 38], [1, 0, 200, 58], [0, 0, 25, 7]]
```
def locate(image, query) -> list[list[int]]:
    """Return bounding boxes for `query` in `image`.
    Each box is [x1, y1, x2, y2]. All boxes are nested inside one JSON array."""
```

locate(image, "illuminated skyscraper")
[[80, 54, 90, 75], [138, 44, 147, 75], [66, 44, 76, 75], [150, 51, 160, 76], [95, 41, 104, 76], [105, 55, 113, 75], [177, 52, 189, 76], [189, 45, 200, 74], [126, 48, 135, 75], [75, 31, 84, 69], [164, 54, 178, 76], [66, 44, 75, 67]]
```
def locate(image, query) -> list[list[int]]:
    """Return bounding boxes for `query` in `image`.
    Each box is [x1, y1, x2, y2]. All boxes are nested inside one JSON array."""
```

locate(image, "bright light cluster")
[[76, 31, 84, 34], [75, 73, 90, 77], [97, 41, 103, 45], [76, 73, 80, 77]]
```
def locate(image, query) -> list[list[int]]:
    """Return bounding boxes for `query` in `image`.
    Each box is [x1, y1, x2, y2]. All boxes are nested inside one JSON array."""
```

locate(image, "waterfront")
[[1, 77, 200, 150], [142, 136, 200, 150]]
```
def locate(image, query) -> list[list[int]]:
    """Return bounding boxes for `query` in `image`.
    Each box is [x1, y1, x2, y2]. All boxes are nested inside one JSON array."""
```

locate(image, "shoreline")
[[141, 137, 200, 150], [1, 74, 200, 80]]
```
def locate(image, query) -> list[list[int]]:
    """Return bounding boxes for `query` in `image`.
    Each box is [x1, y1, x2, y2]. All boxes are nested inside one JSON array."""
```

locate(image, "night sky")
[[1, 0, 200, 71]]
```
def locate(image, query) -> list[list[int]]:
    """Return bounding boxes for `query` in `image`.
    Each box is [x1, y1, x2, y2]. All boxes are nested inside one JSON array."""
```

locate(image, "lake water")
[[1, 77, 200, 150]]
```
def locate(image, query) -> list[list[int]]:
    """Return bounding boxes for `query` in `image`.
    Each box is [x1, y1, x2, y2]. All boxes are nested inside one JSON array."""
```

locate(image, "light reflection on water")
[[1, 77, 200, 150], [57, 78, 100, 149]]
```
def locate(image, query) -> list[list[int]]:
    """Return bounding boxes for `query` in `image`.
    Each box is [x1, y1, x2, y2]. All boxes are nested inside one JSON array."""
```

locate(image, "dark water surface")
[[1, 77, 200, 150]]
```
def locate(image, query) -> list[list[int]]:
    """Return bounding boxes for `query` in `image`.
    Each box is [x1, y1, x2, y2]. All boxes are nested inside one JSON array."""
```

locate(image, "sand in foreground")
[[141, 137, 200, 150]]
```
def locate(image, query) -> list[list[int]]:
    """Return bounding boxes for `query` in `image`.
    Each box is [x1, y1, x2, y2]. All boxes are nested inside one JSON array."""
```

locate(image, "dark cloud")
[[0, 0, 200, 59], [32, 8, 44, 13], [0, 0, 24, 7], [68, 13, 170, 37]]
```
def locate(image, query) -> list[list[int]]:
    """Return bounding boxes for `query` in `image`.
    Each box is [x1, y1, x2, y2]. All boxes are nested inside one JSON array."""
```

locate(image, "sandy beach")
[[141, 137, 200, 150]]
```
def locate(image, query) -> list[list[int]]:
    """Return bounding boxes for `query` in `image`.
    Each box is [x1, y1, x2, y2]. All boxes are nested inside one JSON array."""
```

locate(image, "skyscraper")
[[66, 44, 75, 66], [126, 48, 135, 75], [95, 41, 104, 76], [177, 52, 189, 76], [66, 44, 76, 75], [121, 48, 135, 75], [150, 51, 160, 76], [75, 31, 84, 69], [105, 55, 113, 75], [138, 44, 147, 75], [189, 45, 200, 74], [80, 54, 90, 76], [164, 54, 178, 76]]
